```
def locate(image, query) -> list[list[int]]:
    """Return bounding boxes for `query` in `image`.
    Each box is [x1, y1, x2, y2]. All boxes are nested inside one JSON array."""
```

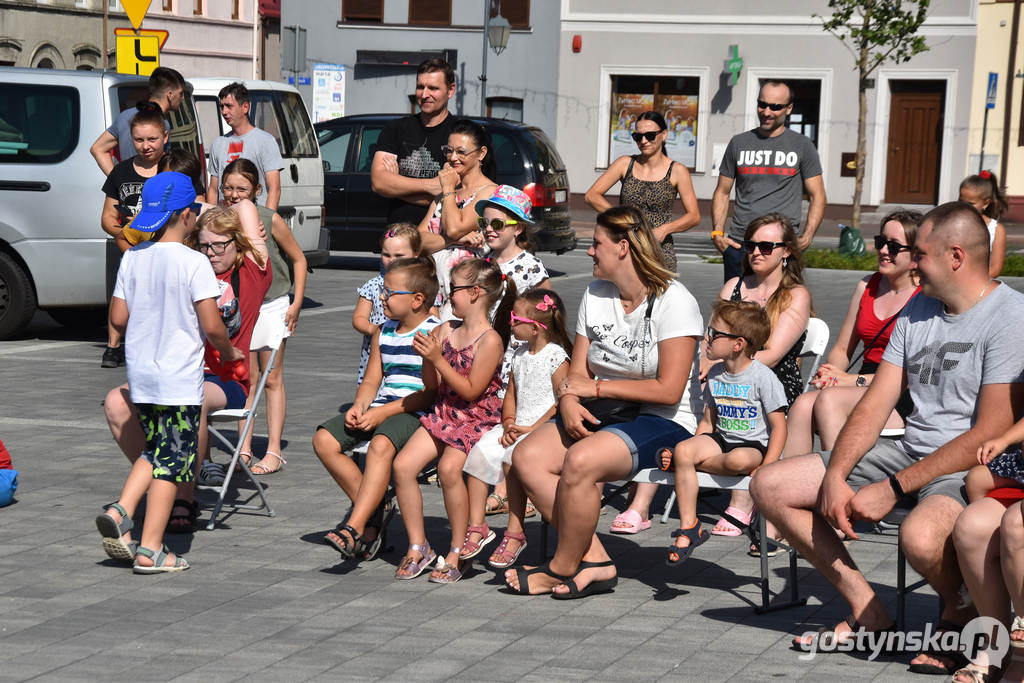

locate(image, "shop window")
[[487, 97, 523, 122], [409, 0, 451, 26], [609, 74, 700, 169], [492, 0, 529, 28], [343, 0, 383, 23]]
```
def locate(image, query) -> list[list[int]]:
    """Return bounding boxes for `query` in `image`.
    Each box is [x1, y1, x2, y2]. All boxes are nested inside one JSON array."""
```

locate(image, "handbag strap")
[[641, 293, 656, 376], [844, 303, 903, 373]]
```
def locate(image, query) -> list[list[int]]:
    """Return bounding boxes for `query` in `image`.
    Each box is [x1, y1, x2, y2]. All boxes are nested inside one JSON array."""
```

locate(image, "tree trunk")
[[853, 28, 870, 230]]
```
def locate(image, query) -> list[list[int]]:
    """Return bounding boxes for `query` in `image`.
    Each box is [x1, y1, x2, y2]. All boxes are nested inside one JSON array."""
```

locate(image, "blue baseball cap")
[[131, 172, 199, 233]]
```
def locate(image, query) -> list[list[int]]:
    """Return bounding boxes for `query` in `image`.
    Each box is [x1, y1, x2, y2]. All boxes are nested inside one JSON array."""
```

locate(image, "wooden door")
[[885, 90, 943, 204]]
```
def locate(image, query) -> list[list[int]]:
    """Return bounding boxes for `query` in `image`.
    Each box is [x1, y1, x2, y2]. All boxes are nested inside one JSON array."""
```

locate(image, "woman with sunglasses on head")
[[504, 206, 704, 597], [584, 111, 700, 272], [416, 119, 498, 320], [703, 212, 812, 539]]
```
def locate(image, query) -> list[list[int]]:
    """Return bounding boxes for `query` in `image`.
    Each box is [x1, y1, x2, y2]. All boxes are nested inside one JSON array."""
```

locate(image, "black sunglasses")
[[631, 131, 661, 143], [743, 240, 787, 255], [448, 283, 477, 297], [874, 235, 910, 254], [756, 99, 790, 112], [706, 325, 743, 343]]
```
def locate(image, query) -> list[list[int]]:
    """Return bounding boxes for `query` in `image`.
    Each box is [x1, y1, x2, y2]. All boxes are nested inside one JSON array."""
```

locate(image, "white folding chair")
[[199, 319, 285, 530], [799, 317, 830, 391]]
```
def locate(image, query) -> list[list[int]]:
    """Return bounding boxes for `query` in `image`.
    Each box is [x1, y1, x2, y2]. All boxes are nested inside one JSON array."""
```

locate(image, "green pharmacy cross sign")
[[724, 45, 742, 86]]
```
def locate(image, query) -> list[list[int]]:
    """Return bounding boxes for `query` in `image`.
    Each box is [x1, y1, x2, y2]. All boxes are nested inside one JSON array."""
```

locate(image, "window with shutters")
[[492, 0, 529, 28], [409, 0, 451, 26], [342, 0, 383, 23]]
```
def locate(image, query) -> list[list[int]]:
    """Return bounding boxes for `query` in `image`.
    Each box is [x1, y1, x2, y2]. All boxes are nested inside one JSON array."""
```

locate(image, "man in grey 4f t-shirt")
[[751, 202, 1024, 659], [711, 81, 827, 282]]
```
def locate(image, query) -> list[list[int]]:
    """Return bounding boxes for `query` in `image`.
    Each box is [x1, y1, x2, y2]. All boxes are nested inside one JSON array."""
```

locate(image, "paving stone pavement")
[[2, 249, 1021, 682]]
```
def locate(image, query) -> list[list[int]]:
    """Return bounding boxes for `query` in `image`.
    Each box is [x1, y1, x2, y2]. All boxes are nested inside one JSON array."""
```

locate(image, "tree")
[[818, 0, 930, 228]]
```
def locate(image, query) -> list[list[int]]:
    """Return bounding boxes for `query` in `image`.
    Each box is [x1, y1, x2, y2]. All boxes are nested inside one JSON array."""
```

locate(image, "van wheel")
[[47, 307, 107, 329], [0, 251, 36, 340]]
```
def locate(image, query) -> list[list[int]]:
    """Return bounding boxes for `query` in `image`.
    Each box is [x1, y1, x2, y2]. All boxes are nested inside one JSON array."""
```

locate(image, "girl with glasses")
[[416, 119, 498, 321], [704, 213, 811, 541], [584, 111, 700, 271], [462, 289, 572, 570], [218, 158, 309, 476]]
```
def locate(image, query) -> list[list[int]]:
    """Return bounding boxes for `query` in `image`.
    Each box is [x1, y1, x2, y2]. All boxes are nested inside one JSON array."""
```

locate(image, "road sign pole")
[[980, 106, 989, 174]]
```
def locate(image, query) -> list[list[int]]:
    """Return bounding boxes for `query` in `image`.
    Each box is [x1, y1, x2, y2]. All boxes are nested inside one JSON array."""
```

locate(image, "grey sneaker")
[[196, 461, 226, 488]]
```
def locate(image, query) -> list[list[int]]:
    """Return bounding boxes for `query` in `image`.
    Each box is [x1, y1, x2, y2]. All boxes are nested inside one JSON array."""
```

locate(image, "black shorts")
[[709, 431, 768, 458]]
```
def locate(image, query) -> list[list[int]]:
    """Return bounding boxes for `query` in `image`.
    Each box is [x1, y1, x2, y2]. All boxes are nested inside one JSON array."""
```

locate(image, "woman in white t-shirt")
[[503, 206, 704, 598]]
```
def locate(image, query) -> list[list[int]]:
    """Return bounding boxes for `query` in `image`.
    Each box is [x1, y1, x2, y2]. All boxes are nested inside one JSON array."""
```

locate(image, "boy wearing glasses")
[[659, 299, 787, 565], [95, 172, 243, 572], [313, 256, 442, 562], [711, 81, 826, 281]]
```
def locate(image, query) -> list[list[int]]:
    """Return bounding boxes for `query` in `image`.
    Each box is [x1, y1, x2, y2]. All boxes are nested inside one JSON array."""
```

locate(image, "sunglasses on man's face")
[[631, 131, 661, 143], [756, 99, 790, 112], [477, 217, 520, 232], [874, 235, 910, 255], [743, 240, 787, 255]]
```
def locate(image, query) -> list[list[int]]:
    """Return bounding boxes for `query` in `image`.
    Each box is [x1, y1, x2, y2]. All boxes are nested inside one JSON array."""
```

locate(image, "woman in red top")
[[784, 210, 923, 458]]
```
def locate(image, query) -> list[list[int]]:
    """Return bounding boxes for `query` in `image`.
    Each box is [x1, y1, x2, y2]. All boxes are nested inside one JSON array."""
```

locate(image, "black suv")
[[314, 114, 576, 254]]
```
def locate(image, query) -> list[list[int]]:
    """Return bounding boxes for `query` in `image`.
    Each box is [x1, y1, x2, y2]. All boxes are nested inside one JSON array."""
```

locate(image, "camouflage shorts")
[[136, 403, 201, 483]]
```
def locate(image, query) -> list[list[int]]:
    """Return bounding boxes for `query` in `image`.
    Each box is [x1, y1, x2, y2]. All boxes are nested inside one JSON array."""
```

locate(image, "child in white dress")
[[462, 289, 572, 569]]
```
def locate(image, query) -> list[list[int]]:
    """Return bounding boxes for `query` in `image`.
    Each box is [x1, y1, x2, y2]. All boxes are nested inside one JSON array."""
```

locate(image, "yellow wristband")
[[710, 230, 725, 239]]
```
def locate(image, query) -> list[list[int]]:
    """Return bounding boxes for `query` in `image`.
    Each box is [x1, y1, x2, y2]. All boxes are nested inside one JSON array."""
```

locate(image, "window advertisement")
[[659, 94, 698, 169], [609, 93, 653, 161], [312, 63, 346, 123]]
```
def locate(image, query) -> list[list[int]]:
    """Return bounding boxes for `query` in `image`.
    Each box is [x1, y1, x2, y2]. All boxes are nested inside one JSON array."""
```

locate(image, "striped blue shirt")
[[372, 315, 442, 407]]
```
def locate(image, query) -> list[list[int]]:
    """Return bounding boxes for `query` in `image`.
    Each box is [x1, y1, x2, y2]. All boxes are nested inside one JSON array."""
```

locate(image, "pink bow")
[[536, 295, 556, 311]]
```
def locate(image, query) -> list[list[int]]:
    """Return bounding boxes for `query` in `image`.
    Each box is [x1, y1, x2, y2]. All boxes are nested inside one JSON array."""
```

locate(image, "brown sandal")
[[484, 492, 508, 515]]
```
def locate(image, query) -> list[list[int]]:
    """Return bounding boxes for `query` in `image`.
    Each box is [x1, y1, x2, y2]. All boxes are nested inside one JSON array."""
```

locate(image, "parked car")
[[189, 77, 328, 267], [0, 67, 204, 339], [313, 114, 576, 254]]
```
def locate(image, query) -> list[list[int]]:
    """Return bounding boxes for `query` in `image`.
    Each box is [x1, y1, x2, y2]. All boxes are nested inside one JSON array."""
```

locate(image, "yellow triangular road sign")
[[119, 0, 153, 31]]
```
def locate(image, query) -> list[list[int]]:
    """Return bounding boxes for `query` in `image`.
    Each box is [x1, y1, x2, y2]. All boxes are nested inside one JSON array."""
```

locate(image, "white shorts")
[[250, 295, 291, 351]]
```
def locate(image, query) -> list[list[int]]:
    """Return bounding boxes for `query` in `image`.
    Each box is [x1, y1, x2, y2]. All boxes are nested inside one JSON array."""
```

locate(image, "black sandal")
[[792, 614, 897, 653], [505, 562, 573, 596], [362, 494, 396, 562], [324, 524, 362, 559], [909, 621, 968, 674], [666, 523, 710, 566], [551, 560, 618, 600], [166, 498, 197, 534]]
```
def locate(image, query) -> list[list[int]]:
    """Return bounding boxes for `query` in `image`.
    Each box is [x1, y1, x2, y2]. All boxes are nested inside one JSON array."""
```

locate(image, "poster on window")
[[609, 93, 654, 161], [658, 94, 698, 168], [312, 63, 345, 123]]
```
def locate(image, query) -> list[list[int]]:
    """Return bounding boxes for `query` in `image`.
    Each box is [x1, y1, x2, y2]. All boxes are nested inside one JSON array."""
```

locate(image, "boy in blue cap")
[[95, 172, 244, 573]]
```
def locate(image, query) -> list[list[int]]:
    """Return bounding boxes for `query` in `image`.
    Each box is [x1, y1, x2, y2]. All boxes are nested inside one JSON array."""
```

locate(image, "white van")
[[0, 67, 205, 339], [188, 78, 327, 267]]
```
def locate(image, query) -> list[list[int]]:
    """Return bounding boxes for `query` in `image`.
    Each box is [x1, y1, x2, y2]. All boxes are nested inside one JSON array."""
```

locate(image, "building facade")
[[967, 0, 1024, 221], [557, 0, 977, 210], [282, 0, 560, 137], [0, 0, 276, 81]]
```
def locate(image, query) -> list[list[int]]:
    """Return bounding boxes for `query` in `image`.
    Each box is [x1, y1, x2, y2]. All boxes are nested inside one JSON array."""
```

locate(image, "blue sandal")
[[666, 522, 709, 566], [133, 545, 190, 574], [95, 502, 136, 563]]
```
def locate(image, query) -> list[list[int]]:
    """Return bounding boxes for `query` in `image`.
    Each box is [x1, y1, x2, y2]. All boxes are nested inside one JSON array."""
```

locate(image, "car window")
[[526, 128, 566, 175], [278, 92, 318, 158], [488, 130, 522, 177], [356, 126, 382, 173], [247, 92, 286, 156], [165, 87, 202, 169], [114, 84, 149, 112], [318, 126, 351, 172], [0, 84, 79, 163], [195, 96, 222, 151]]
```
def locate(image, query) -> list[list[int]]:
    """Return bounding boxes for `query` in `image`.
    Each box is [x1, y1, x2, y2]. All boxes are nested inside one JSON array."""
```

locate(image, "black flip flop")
[[504, 562, 573, 596], [908, 620, 968, 674], [792, 614, 898, 653], [551, 559, 618, 600], [166, 498, 197, 534], [666, 523, 710, 566]]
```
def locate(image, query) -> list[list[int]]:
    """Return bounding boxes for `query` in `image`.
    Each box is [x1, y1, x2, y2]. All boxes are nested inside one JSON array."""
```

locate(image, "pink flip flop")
[[609, 509, 652, 534], [711, 506, 754, 537]]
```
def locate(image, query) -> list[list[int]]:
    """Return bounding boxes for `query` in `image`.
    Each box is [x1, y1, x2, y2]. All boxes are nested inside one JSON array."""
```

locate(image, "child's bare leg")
[[505, 468, 527, 535], [966, 464, 998, 503], [467, 474, 490, 532], [489, 477, 508, 512], [352, 435, 398, 544], [433, 446, 470, 572], [135, 479, 179, 567], [104, 457, 156, 544], [392, 428, 442, 574], [672, 437, 722, 531], [313, 427, 362, 500], [104, 384, 144, 463]]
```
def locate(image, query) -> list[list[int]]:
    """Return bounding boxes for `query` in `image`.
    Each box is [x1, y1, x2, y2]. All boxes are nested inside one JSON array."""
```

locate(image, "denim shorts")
[[603, 414, 694, 476], [204, 374, 247, 410]]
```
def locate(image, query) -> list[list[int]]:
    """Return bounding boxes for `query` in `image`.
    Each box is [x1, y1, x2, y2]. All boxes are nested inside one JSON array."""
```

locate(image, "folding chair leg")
[[896, 543, 907, 632], [754, 514, 808, 613], [660, 490, 675, 524]]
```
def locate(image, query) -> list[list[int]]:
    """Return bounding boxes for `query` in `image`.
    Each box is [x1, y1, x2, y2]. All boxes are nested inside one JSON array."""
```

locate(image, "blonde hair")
[[191, 206, 266, 270], [741, 213, 811, 329], [382, 222, 422, 254], [595, 206, 674, 296]]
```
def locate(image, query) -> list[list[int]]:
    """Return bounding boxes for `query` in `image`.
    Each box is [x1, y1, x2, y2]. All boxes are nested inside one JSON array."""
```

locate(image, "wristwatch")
[[856, 375, 867, 387], [889, 473, 906, 499]]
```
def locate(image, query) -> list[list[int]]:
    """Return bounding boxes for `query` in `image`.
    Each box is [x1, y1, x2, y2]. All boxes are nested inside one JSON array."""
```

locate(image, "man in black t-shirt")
[[371, 58, 458, 225]]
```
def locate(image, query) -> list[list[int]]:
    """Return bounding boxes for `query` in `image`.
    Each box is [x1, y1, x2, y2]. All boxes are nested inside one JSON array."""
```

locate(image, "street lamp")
[[480, 2, 511, 116]]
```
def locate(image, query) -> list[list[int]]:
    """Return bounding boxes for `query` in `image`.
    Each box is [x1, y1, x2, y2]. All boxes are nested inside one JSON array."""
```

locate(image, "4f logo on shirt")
[[907, 342, 974, 385], [227, 140, 244, 163]]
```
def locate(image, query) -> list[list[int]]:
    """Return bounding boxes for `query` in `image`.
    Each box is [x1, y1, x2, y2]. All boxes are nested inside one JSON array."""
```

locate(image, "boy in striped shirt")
[[314, 256, 442, 561]]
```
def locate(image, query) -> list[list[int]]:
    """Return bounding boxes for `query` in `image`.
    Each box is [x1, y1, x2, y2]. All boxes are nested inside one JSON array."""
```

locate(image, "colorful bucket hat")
[[474, 185, 535, 224]]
